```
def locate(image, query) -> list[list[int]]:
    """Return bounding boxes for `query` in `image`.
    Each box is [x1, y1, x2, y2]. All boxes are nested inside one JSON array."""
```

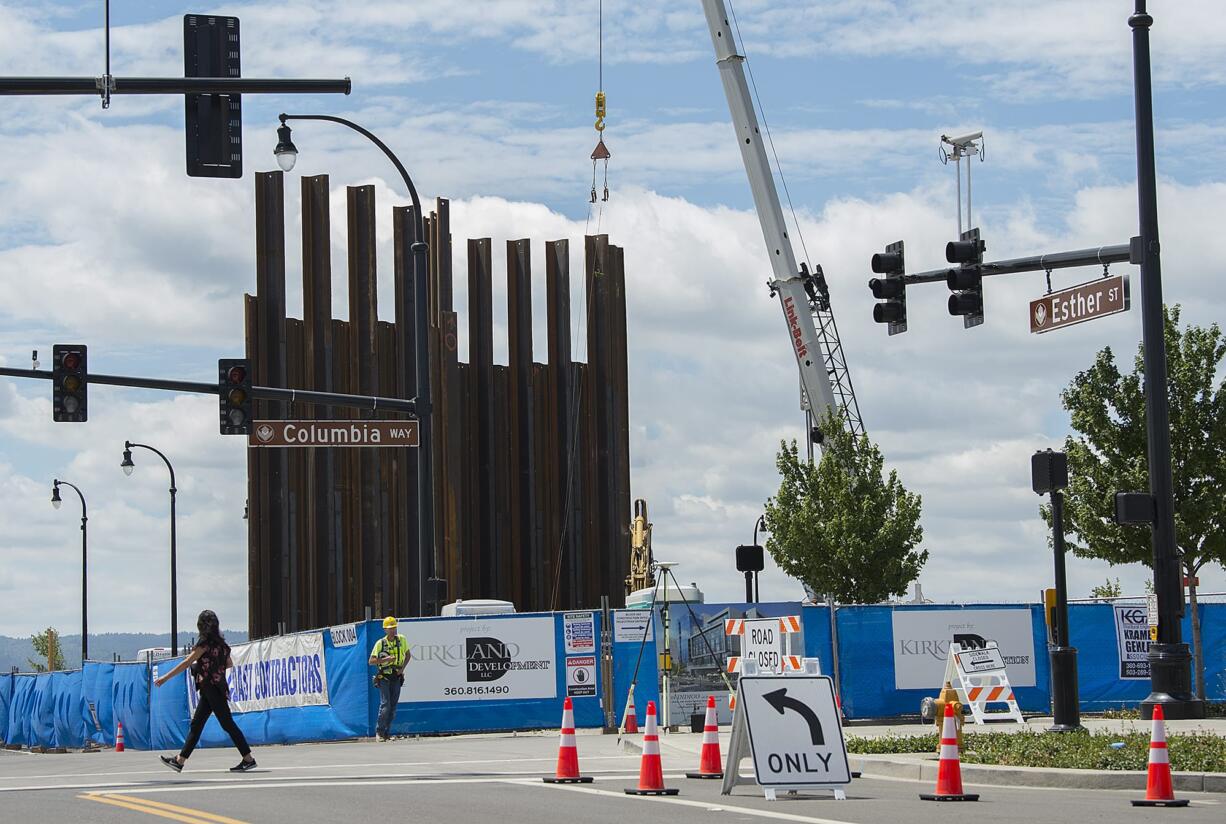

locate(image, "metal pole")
[[955, 155, 962, 236], [81, 503, 88, 663], [170, 480, 178, 657], [1048, 490, 1081, 731], [743, 571, 753, 604], [1130, 0, 1202, 720]]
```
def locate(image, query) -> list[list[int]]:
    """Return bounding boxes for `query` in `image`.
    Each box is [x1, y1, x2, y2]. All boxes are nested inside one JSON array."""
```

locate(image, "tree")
[[1090, 578, 1122, 601], [763, 409, 927, 604], [1054, 305, 1226, 699], [28, 627, 65, 672]]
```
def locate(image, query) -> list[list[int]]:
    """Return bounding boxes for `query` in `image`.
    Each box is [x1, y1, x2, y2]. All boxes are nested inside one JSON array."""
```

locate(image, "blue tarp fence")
[[2, 602, 1221, 749]]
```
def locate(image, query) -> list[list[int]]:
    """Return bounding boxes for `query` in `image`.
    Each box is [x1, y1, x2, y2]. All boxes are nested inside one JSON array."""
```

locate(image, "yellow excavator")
[[625, 499, 655, 596]]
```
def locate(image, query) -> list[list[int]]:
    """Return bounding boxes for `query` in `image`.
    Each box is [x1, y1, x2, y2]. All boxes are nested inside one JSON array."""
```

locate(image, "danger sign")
[[566, 655, 596, 697]]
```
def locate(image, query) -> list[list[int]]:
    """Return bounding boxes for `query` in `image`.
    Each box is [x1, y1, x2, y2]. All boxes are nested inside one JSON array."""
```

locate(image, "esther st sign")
[[1030, 274, 1130, 334], [249, 420, 419, 447]]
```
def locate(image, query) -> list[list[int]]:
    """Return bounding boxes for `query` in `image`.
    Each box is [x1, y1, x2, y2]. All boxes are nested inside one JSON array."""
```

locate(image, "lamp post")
[[122, 441, 179, 655], [273, 112, 435, 615], [51, 479, 88, 664]]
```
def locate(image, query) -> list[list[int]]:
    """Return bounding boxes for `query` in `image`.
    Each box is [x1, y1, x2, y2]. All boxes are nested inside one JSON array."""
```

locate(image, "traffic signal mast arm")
[[0, 366, 418, 416], [0, 78, 351, 96], [700, 0, 840, 427], [899, 242, 1132, 286]]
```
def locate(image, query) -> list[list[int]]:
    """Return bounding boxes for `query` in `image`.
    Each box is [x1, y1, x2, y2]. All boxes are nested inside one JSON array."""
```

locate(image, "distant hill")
[[0, 631, 249, 672]]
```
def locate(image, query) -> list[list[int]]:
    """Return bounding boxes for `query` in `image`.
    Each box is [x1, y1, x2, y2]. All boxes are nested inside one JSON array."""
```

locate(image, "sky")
[[1, 0, 1224, 637]]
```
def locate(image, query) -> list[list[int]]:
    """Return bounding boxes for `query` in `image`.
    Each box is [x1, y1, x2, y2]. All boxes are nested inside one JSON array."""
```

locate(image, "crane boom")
[[700, 0, 856, 438]]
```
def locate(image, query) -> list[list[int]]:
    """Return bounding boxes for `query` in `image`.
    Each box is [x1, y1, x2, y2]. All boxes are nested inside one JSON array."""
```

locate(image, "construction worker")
[[369, 616, 410, 741]]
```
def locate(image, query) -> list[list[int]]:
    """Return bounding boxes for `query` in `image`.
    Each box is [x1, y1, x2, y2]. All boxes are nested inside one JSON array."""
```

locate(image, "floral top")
[[190, 639, 232, 696]]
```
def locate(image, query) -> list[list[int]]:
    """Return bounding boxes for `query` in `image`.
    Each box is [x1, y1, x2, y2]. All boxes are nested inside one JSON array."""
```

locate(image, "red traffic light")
[[227, 365, 247, 384], [62, 352, 81, 370]]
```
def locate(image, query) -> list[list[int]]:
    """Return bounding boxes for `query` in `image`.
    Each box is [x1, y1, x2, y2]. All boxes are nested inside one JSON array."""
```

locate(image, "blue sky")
[[0, 1, 1224, 636]]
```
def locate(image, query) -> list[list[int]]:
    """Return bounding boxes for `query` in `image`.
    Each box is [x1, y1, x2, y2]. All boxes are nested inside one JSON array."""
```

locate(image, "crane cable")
[[589, 0, 610, 209]]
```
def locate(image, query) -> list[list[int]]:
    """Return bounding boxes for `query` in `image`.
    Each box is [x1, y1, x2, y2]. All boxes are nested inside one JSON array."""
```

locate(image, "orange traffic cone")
[[1132, 705, 1189, 807], [624, 691, 639, 734], [115, 721, 125, 753], [625, 700, 679, 796], [919, 702, 978, 801], [543, 697, 593, 784], [686, 696, 723, 779]]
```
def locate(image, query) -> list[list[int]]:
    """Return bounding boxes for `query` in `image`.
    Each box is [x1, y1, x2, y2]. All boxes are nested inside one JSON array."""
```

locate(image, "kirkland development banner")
[[400, 615, 556, 702], [891, 608, 1036, 690], [185, 633, 328, 714]]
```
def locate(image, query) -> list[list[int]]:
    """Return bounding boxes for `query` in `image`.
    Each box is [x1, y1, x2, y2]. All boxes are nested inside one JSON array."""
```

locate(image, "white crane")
[[700, 0, 864, 442]]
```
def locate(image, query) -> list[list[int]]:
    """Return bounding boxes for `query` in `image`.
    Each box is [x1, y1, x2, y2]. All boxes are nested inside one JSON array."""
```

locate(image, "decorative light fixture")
[[274, 116, 298, 172], [51, 481, 62, 509], [121, 448, 134, 476]]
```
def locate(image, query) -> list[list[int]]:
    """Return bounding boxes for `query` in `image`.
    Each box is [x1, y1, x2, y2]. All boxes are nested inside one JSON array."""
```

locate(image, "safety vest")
[[372, 635, 406, 675]]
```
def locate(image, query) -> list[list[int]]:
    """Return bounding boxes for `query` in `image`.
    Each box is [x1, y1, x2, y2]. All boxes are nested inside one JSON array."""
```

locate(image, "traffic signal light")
[[218, 358, 252, 434], [869, 240, 907, 335], [946, 227, 984, 328], [52, 344, 88, 422]]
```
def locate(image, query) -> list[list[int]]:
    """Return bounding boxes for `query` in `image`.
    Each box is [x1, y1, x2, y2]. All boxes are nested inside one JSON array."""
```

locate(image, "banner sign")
[[891, 609, 1035, 690], [1114, 604, 1152, 679], [400, 616, 557, 703], [613, 610, 653, 643], [186, 633, 328, 715], [566, 655, 596, 697], [329, 624, 358, 648], [563, 612, 596, 655]]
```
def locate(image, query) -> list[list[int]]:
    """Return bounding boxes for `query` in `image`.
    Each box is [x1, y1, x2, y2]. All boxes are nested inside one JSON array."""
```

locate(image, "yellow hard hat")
[[383, 616, 398, 629]]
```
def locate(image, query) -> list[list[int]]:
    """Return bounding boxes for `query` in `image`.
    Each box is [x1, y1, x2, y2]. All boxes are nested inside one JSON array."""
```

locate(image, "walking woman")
[[154, 609, 257, 772]]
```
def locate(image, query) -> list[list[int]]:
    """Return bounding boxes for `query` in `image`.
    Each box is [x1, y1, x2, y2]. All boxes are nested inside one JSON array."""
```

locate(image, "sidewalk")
[[621, 718, 1226, 794]]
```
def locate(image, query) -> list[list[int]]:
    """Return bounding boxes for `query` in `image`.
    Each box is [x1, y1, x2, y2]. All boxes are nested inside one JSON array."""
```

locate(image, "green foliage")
[[763, 409, 926, 604], [1052, 305, 1226, 578], [28, 627, 65, 672], [847, 729, 1226, 772], [1089, 578, 1122, 600]]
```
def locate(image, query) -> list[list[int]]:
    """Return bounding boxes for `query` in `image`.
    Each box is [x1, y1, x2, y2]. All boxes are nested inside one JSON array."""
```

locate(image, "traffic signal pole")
[[0, 366, 419, 416], [1129, 1, 1201, 720]]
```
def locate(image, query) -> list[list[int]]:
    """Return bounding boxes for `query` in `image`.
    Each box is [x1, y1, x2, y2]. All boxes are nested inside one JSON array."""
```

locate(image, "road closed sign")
[[738, 674, 850, 788], [742, 618, 783, 673]]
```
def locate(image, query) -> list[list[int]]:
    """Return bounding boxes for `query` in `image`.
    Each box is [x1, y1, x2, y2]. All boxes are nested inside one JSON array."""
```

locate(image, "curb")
[[853, 754, 1226, 794], [621, 736, 1226, 795]]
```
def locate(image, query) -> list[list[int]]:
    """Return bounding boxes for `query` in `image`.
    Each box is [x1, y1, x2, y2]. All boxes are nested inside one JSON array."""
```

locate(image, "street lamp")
[[121, 440, 179, 655], [51, 479, 88, 664], [273, 112, 436, 615]]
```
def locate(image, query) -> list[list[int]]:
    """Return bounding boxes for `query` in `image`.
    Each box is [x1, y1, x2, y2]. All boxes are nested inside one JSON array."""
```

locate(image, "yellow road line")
[[80, 792, 250, 824]]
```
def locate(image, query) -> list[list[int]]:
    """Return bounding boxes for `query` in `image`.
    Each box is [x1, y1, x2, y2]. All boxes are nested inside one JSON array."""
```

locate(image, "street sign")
[[1146, 593, 1159, 627], [1030, 274, 1130, 334], [249, 420, 419, 447], [738, 674, 850, 791]]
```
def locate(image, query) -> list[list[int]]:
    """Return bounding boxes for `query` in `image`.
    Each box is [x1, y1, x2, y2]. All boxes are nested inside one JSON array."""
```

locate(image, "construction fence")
[[2, 601, 1223, 751]]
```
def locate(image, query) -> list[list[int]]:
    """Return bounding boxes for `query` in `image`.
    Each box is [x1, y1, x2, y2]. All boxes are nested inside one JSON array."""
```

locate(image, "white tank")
[[624, 583, 704, 609], [440, 599, 517, 617]]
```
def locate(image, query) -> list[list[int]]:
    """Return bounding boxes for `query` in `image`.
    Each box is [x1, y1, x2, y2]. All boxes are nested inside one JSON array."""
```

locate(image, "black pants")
[[180, 682, 251, 759]]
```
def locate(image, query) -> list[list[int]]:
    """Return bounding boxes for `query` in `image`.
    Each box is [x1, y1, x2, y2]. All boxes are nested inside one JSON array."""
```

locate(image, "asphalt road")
[[2, 732, 1222, 824]]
